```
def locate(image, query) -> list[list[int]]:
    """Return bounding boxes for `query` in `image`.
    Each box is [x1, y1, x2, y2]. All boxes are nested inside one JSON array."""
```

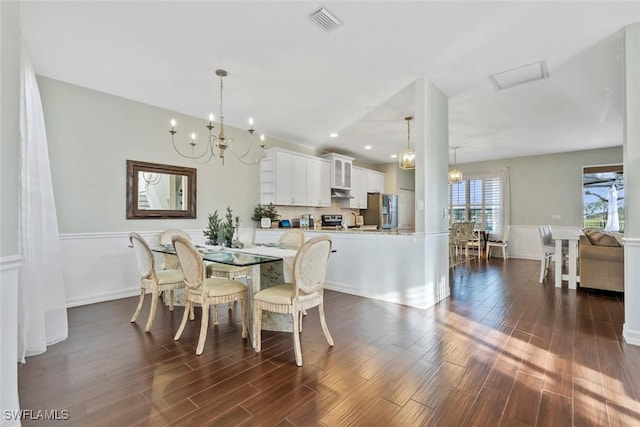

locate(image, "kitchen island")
[[254, 228, 449, 309]]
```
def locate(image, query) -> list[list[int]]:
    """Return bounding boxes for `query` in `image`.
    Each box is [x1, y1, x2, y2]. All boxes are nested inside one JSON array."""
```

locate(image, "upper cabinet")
[[322, 153, 354, 190], [260, 148, 330, 207], [348, 167, 368, 209], [366, 170, 385, 193]]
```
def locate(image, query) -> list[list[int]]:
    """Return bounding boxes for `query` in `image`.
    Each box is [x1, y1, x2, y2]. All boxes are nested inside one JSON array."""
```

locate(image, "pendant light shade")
[[399, 116, 415, 170], [448, 146, 462, 183]]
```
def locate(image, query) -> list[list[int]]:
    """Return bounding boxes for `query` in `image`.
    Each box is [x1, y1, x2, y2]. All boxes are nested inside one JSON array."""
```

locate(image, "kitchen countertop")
[[257, 227, 416, 236]]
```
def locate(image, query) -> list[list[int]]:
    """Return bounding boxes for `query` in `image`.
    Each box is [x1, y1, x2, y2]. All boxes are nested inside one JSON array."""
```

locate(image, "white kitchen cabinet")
[[322, 153, 353, 190], [261, 148, 331, 207], [366, 170, 385, 193], [348, 167, 368, 209], [306, 157, 331, 207]]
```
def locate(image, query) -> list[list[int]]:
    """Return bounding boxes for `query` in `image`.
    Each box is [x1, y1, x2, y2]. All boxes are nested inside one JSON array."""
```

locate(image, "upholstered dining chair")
[[129, 232, 186, 332], [487, 226, 510, 260], [159, 229, 191, 270], [278, 229, 305, 249], [172, 235, 248, 355], [253, 235, 334, 366]]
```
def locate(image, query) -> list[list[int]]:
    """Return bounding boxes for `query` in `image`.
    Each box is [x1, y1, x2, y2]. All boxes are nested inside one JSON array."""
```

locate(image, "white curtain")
[[18, 44, 68, 362]]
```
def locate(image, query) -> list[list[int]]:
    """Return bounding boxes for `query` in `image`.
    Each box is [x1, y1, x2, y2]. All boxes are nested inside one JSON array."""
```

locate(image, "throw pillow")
[[583, 229, 620, 247]]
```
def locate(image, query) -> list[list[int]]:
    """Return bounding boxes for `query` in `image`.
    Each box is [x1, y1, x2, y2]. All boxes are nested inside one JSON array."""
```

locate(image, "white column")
[[623, 23, 640, 346], [1, 1, 24, 424], [414, 77, 450, 304]]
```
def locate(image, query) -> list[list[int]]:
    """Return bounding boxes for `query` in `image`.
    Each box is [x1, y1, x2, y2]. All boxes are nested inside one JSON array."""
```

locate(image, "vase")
[[261, 218, 271, 228]]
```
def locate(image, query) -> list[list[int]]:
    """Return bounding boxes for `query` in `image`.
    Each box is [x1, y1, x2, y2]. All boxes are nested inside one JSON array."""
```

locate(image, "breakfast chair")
[[487, 226, 510, 260], [172, 235, 248, 355], [253, 235, 334, 366], [129, 232, 185, 332], [538, 226, 556, 283], [465, 228, 484, 259]]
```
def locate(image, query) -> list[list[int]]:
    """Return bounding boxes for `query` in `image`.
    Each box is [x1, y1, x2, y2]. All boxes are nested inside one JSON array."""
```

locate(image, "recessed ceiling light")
[[364, 145, 372, 150], [390, 154, 398, 159], [330, 133, 338, 138]]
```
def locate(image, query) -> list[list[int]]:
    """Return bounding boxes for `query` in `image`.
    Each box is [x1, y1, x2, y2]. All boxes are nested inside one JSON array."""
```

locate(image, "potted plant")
[[222, 206, 235, 247], [251, 203, 280, 228], [203, 210, 221, 245]]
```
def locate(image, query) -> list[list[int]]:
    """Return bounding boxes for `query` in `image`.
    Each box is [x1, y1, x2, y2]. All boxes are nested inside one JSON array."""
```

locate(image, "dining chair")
[[278, 229, 305, 249], [159, 229, 191, 270], [172, 235, 248, 355], [465, 228, 484, 259], [129, 232, 186, 332], [487, 226, 510, 260], [253, 235, 334, 366]]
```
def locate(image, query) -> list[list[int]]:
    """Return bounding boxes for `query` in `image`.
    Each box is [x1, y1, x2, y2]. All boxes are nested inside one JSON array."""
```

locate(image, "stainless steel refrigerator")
[[363, 193, 398, 229]]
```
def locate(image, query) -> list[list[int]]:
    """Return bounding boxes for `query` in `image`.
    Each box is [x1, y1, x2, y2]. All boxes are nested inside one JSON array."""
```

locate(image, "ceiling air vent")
[[489, 60, 549, 90], [309, 6, 342, 32]]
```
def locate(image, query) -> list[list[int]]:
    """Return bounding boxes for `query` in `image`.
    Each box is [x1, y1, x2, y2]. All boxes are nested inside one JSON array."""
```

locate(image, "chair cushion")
[[203, 277, 247, 297], [156, 269, 184, 284], [254, 284, 295, 305], [583, 229, 621, 247]]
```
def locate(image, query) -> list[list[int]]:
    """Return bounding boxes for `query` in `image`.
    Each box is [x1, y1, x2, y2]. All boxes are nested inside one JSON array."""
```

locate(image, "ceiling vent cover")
[[309, 6, 342, 32], [489, 60, 549, 90]]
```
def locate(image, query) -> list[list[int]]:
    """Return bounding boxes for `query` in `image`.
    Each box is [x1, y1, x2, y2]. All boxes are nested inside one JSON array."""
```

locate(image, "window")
[[583, 164, 624, 232], [448, 170, 509, 239]]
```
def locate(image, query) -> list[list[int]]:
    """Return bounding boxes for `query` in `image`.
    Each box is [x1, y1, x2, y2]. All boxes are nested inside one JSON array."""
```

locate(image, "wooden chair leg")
[[131, 289, 145, 322], [213, 304, 219, 326], [174, 300, 191, 341], [189, 303, 195, 321], [241, 294, 248, 339], [254, 304, 262, 353], [196, 301, 210, 356], [539, 255, 546, 283], [168, 290, 174, 311], [145, 290, 158, 332], [318, 303, 334, 346], [292, 308, 303, 366]]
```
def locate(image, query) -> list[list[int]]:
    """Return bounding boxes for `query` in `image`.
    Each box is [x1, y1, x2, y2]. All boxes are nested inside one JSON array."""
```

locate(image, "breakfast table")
[[550, 227, 583, 290]]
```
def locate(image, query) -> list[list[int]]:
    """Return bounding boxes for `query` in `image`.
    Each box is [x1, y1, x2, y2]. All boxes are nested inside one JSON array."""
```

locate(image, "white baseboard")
[[65, 287, 141, 308], [325, 280, 432, 310], [623, 324, 640, 346]]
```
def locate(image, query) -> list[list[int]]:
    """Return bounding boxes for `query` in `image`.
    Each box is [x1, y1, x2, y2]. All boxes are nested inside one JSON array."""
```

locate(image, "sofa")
[[579, 229, 624, 292]]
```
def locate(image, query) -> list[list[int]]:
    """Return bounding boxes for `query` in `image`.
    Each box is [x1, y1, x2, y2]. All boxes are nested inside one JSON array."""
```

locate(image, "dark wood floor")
[[18, 258, 640, 426]]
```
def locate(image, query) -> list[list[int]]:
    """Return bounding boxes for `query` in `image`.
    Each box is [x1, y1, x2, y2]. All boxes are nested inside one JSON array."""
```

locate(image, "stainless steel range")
[[320, 214, 343, 229]]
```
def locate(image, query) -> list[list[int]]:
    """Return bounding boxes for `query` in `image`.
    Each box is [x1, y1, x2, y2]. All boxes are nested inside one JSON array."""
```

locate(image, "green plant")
[[251, 203, 280, 223], [222, 206, 235, 247], [203, 210, 221, 244]]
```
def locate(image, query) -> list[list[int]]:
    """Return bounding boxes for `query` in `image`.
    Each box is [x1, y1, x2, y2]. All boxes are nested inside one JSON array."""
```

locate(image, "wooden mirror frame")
[[126, 160, 197, 219]]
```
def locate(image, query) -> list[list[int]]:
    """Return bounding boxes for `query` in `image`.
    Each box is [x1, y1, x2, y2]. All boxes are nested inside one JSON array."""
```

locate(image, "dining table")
[[152, 243, 298, 349], [550, 227, 583, 290]]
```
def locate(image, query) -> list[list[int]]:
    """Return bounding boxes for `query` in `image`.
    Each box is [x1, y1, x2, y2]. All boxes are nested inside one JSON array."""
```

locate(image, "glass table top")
[[152, 245, 282, 267]]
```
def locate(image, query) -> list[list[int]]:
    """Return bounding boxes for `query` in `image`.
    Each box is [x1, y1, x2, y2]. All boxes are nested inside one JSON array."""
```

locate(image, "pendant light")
[[448, 146, 462, 183], [399, 116, 415, 170]]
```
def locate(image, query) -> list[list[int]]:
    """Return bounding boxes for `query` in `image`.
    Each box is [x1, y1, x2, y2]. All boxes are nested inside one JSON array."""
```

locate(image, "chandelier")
[[399, 115, 415, 170], [448, 146, 463, 183], [169, 69, 265, 165]]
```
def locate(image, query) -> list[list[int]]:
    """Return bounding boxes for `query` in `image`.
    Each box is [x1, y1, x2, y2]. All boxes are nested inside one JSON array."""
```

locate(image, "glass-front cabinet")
[[322, 153, 354, 190]]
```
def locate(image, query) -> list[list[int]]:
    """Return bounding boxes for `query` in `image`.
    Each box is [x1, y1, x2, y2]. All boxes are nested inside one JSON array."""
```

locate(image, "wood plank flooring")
[[18, 258, 640, 426]]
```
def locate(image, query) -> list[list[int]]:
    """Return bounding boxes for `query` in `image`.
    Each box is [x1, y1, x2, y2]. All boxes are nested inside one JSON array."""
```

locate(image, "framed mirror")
[[126, 160, 196, 219]]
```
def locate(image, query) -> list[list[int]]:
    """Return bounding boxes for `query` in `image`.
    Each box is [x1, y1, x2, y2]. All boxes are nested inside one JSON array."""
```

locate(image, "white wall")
[[1, 2, 23, 425]]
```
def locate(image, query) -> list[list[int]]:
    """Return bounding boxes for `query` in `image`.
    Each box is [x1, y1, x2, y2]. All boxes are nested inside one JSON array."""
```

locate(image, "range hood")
[[330, 189, 353, 199]]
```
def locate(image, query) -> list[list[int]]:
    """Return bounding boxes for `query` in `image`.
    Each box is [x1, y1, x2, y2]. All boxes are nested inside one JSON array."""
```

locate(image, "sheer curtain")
[[18, 45, 68, 362]]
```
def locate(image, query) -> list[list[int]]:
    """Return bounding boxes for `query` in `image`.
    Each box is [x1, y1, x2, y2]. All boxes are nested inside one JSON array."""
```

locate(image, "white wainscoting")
[[623, 238, 640, 346], [1, 255, 22, 427], [58, 225, 550, 309], [59, 228, 256, 307]]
